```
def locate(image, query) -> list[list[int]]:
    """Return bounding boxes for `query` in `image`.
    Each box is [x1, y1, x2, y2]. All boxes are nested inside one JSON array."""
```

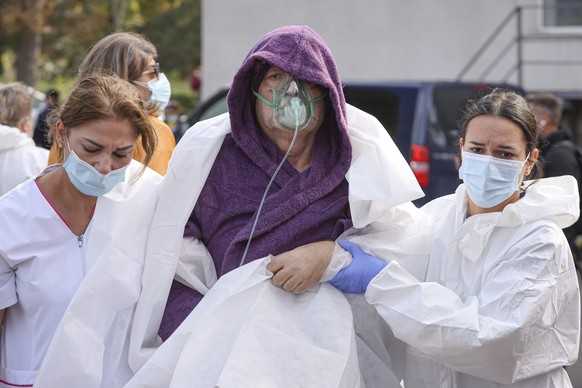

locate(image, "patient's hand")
[[267, 241, 335, 294]]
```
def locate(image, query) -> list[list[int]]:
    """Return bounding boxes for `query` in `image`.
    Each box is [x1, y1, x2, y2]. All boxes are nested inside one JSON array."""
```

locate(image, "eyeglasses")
[[142, 63, 160, 80]]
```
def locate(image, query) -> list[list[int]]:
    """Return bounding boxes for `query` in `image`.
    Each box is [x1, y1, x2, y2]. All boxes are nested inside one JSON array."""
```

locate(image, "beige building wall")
[[201, 0, 582, 98]]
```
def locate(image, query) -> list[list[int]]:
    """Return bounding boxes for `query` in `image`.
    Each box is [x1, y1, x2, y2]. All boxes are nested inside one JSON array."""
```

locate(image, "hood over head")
[[226, 25, 350, 161], [0, 123, 34, 151], [501, 176, 579, 228]]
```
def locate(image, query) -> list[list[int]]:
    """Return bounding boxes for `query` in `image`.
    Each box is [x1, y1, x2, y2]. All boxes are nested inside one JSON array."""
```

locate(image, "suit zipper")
[[77, 235, 86, 274]]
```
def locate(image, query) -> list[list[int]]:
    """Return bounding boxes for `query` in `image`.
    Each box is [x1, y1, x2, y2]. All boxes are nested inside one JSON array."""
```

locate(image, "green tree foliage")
[[0, 0, 201, 86], [138, 0, 201, 78], [0, 0, 51, 86]]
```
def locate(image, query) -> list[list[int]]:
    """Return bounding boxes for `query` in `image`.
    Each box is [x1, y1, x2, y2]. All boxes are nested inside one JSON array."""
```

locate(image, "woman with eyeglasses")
[[48, 32, 176, 175], [0, 74, 162, 387]]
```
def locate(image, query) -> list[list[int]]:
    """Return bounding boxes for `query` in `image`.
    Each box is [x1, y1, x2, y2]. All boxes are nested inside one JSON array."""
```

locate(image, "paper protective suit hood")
[[449, 177, 580, 264], [492, 177, 580, 229]]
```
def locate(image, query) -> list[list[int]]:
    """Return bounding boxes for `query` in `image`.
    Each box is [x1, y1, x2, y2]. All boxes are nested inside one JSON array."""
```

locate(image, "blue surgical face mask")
[[458, 150, 529, 208], [62, 140, 128, 196], [135, 73, 172, 111], [166, 114, 179, 123], [253, 74, 326, 131]]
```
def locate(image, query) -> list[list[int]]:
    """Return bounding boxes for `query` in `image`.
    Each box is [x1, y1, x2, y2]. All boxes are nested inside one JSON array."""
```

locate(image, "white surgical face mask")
[[62, 140, 128, 196], [458, 150, 529, 208], [253, 74, 326, 131], [135, 73, 172, 111]]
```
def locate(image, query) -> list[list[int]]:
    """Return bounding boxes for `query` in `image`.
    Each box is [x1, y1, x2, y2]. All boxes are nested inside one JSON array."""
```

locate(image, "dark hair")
[[525, 92, 563, 126], [46, 89, 59, 100], [459, 89, 542, 180], [47, 74, 157, 174]]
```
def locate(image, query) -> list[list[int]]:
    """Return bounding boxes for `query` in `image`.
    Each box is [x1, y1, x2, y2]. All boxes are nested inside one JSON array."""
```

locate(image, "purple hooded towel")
[[160, 25, 353, 340]]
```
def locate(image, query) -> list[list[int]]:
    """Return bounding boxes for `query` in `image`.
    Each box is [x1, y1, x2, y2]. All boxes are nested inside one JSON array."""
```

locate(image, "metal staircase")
[[456, 3, 582, 88]]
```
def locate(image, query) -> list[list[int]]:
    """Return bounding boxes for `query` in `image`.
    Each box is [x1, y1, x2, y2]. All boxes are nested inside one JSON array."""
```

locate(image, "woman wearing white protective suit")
[[331, 89, 581, 387]]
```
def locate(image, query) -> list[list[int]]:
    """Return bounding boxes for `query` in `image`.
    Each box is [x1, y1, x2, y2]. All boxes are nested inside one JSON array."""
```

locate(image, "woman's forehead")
[[265, 66, 284, 76], [465, 115, 526, 145]]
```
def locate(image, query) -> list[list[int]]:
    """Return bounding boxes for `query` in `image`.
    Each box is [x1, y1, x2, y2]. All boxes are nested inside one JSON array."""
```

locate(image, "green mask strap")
[[253, 88, 278, 107], [308, 90, 327, 118], [253, 86, 327, 119]]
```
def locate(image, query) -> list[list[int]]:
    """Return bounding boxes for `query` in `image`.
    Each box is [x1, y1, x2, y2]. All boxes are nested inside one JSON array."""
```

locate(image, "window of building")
[[543, 0, 582, 27]]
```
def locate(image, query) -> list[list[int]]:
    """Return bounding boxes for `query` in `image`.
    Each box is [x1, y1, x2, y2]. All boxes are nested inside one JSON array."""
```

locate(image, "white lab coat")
[[0, 178, 91, 386], [33, 161, 162, 387], [124, 104, 430, 388], [365, 177, 581, 387], [0, 124, 48, 197]]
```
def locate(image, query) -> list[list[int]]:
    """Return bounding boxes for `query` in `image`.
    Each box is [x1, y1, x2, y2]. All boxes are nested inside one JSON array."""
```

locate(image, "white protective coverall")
[[0, 123, 48, 196], [365, 176, 581, 387], [34, 104, 431, 388]]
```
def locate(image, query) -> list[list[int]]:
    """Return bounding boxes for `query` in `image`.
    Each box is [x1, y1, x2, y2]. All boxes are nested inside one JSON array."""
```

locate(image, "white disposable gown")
[[365, 177, 581, 387]]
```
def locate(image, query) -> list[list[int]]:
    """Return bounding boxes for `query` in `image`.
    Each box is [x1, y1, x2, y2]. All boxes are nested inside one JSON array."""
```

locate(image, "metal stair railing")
[[456, 3, 582, 87], [456, 7, 518, 84]]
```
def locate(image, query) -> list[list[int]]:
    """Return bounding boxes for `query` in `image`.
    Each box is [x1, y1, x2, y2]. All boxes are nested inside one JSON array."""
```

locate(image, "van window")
[[342, 87, 400, 138], [431, 84, 496, 147], [200, 98, 229, 121]]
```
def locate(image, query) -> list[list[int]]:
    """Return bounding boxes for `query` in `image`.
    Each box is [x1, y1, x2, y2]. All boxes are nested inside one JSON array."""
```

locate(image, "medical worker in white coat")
[[0, 82, 49, 196], [0, 74, 161, 387], [331, 89, 581, 387]]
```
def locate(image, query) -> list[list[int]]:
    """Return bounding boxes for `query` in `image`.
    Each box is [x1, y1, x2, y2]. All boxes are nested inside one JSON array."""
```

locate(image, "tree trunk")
[[16, 28, 41, 87], [111, 0, 128, 32], [15, 0, 46, 88]]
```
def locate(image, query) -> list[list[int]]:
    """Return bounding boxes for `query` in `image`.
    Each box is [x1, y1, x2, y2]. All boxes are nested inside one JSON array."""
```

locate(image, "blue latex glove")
[[329, 241, 388, 294]]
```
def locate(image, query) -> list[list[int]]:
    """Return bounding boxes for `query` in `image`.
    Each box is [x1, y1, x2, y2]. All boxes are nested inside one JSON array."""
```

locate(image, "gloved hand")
[[329, 241, 388, 294]]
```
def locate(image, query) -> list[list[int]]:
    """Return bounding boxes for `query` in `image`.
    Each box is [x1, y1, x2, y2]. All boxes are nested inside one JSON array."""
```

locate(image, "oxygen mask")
[[254, 74, 326, 131], [241, 74, 326, 266]]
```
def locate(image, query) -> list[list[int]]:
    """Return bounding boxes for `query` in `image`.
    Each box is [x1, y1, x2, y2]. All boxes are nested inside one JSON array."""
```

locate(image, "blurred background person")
[[47, 32, 176, 175], [527, 92, 582, 261], [0, 82, 49, 196], [164, 99, 185, 136], [33, 89, 59, 150], [189, 65, 202, 92]]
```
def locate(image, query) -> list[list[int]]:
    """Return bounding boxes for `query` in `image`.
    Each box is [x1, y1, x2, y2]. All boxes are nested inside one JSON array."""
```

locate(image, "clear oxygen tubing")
[[239, 97, 303, 267]]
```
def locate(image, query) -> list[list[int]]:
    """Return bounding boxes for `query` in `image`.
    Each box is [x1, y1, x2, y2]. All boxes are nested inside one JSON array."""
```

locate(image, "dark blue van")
[[175, 81, 522, 205]]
